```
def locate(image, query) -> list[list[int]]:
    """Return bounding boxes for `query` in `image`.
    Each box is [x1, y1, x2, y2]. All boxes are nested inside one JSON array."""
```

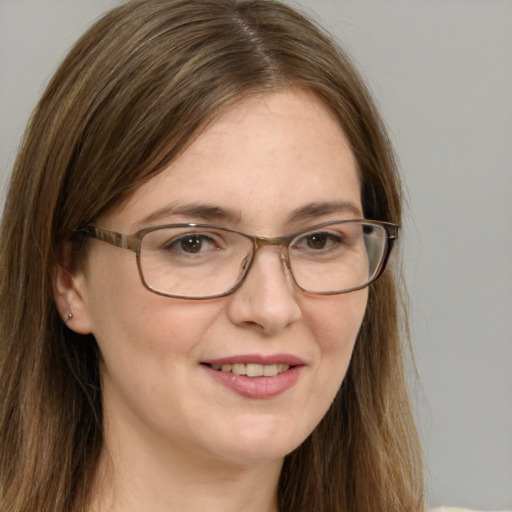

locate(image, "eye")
[[294, 231, 342, 251], [166, 234, 217, 254], [306, 232, 337, 249]]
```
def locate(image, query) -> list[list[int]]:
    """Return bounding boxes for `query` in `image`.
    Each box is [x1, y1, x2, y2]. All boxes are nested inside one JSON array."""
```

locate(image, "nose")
[[226, 248, 302, 335]]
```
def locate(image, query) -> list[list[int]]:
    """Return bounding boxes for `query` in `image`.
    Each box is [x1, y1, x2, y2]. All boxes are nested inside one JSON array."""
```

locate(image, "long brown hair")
[[0, 1, 423, 510]]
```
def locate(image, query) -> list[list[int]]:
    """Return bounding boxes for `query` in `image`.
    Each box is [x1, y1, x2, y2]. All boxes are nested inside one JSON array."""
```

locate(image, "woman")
[[0, 0, 423, 510]]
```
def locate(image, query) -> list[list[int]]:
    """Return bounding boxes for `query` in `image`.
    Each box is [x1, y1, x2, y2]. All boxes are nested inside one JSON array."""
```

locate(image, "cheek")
[[284, 290, 367, 441], [83, 247, 220, 345], [93, 276, 226, 369], [303, 289, 367, 401], [138, 299, 226, 350], [306, 288, 368, 355]]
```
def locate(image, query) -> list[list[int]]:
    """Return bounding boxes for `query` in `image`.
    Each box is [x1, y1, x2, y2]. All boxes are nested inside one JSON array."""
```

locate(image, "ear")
[[52, 241, 93, 335]]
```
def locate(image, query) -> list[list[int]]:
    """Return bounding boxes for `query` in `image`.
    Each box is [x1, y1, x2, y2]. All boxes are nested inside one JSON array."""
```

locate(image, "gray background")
[[1, 0, 511, 509]]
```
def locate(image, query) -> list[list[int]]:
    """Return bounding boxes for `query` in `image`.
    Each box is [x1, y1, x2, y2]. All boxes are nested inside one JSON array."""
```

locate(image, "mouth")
[[200, 355, 303, 398], [203, 362, 291, 378]]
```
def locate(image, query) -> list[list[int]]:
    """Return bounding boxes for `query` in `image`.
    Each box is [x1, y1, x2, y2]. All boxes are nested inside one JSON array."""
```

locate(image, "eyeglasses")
[[76, 220, 398, 299]]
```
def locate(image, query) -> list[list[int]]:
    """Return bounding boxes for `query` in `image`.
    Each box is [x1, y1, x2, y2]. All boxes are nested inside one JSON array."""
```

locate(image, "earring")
[[64, 312, 73, 324]]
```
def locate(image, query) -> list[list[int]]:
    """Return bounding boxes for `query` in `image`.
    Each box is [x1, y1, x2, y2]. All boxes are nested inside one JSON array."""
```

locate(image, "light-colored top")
[[432, 508, 512, 512]]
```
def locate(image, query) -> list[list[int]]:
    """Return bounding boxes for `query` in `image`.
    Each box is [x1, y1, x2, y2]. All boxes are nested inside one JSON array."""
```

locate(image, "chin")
[[214, 443, 295, 466], [205, 418, 312, 465]]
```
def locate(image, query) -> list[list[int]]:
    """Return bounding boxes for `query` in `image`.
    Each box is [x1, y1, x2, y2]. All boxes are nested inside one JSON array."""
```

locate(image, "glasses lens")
[[139, 226, 253, 298], [288, 221, 388, 294]]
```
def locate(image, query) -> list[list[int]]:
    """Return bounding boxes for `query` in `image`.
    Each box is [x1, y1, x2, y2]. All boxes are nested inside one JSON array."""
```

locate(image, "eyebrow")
[[286, 200, 363, 223], [134, 199, 362, 231], [134, 202, 242, 229]]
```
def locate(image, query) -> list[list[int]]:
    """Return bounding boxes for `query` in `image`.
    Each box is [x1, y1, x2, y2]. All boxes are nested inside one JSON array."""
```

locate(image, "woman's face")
[[65, 89, 368, 465]]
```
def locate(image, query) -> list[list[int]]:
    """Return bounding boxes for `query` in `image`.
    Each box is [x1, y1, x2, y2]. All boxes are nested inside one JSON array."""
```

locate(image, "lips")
[[201, 354, 304, 399], [203, 353, 304, 367]]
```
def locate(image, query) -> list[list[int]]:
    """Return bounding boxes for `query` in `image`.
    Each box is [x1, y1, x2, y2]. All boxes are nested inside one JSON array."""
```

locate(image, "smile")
[[209, 363, 290, 377], [201, 354, 303, 398]]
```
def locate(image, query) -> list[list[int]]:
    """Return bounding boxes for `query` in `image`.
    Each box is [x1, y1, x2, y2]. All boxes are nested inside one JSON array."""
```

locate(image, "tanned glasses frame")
[[75, 220, 399, 299]]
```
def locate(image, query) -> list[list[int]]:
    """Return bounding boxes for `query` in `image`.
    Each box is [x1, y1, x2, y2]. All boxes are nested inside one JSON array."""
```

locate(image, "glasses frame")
[[75, 220, 399, 299]]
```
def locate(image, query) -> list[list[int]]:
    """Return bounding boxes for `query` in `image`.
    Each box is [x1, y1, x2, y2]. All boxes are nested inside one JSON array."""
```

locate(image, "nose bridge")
[[252, 235, 291, 271], [227, 233, 301, 334]]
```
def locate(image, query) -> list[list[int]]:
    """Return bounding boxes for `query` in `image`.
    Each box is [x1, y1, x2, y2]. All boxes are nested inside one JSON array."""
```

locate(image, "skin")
[[54, 88, 368, 512]]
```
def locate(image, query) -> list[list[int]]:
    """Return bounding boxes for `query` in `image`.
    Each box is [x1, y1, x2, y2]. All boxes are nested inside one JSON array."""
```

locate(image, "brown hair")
[[0, 1, 423, 510]]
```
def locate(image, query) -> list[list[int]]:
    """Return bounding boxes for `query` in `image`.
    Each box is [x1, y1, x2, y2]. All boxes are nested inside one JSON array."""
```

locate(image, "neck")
[[87, 427, 283, 512]]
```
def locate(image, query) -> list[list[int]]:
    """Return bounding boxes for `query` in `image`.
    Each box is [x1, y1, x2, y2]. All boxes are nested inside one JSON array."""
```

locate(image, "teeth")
[[246, 364, 264, 377], [232, 363, 245, 375], [209, 363, 290, 377]]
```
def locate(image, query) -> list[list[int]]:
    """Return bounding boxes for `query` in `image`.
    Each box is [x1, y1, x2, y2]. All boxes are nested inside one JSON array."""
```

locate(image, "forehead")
[[105, 88, 361, 234]]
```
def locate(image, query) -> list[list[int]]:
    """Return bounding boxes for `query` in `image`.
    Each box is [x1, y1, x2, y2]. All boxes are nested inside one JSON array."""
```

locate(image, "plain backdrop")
[[1, 0, 511, 509]]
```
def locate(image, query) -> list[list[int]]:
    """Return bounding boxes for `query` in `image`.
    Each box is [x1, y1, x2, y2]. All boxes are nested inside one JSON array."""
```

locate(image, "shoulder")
[[431, 508, 512, 512]]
